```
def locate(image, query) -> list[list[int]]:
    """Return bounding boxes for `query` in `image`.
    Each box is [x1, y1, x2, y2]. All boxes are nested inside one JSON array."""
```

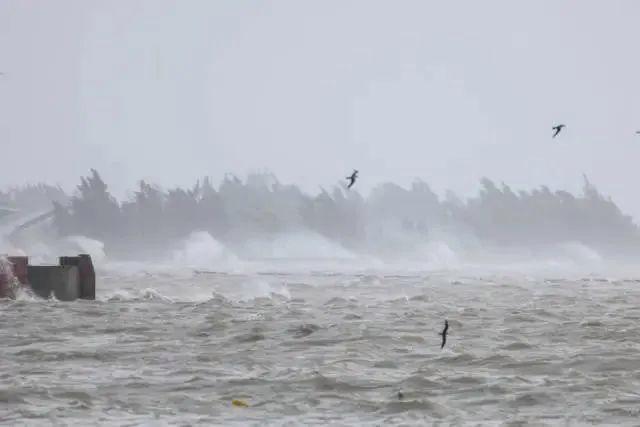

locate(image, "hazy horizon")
[[2, 1, 640, 217]]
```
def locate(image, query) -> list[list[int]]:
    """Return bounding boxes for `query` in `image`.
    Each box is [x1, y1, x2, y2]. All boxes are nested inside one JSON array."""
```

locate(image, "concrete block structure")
[[0, 254, 96, 300], [28, 265, 80, 301], [59, 255, 95, 300]]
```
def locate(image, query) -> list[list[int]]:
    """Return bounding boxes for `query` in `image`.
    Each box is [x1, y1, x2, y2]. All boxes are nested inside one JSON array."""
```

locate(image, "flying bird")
[[439, 320, 449, 349], [552, 124, 565, 138], [346, 170, 358, 189]]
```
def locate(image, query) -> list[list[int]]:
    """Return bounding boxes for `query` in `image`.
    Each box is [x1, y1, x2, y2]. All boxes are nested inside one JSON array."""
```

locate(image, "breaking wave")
[[238, 231, 356, 260], [172, 231, 242, 271], [237, 278, 291, 301], [102, 287, 175, 303], [63, 235, 107, 266], [557, 241, 603, 265]]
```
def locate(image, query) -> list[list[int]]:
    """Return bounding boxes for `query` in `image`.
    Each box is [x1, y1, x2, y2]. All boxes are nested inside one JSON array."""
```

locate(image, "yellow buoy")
[[232, 399, 249, 408]]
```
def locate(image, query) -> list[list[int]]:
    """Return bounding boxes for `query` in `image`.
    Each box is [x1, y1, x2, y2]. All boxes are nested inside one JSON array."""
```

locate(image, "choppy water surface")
[[2, 269, 640, 425]]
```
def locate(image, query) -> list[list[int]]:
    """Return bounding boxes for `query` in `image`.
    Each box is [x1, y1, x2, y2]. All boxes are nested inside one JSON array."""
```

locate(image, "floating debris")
[[232, 399, 249, 408]]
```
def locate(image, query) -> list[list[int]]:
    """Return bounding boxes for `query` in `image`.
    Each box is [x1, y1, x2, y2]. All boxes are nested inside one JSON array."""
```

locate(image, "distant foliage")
[[0, 183, 68, 213], [456, 176, 638, 250], [49, 170, 640, 256]]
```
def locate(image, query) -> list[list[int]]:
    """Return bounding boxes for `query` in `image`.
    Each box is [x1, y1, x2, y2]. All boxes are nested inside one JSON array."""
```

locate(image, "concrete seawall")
[[0, 254, 95, 300], [28, 265, 80, 301], [59, 255, 95, 299]]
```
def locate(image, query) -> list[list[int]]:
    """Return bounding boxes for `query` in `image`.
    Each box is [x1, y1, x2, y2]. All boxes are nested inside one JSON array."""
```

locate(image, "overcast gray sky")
[[2, 1, 640, 215]]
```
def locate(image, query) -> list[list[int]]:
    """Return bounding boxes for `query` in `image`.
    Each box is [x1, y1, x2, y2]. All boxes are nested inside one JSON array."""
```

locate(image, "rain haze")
[[3, 2, 640, 425], [2, 1, 640, 211]]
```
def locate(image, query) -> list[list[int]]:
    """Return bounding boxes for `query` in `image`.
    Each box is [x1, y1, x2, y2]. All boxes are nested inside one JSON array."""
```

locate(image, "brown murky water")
[[2, 270, 640, 425]]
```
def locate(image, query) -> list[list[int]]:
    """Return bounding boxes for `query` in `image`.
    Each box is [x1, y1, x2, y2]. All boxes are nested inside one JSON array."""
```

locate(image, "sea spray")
[[239, 278, 291, 301], [63, 235, 107, 266], [0, 255, 18, 298], [239, 231, 356, 260], [172, 231, 241, 271]]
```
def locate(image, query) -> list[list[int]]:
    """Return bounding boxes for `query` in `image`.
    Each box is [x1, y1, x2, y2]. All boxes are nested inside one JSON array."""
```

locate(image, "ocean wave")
[[172, 231, 242, 271], [102, 287, 174, 303]]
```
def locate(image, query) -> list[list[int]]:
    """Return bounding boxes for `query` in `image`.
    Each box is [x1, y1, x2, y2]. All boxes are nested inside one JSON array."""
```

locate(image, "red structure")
[[0, 258, 14, 298], [1, 256, 26, 298], [7, 256, 28, 285]]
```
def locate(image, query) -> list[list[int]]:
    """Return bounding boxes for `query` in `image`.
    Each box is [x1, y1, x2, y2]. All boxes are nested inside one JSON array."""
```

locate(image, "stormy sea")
[[2, 238, 640, 426]]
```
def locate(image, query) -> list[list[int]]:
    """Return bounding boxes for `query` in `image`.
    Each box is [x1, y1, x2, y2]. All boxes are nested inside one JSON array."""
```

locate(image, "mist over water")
[[2, 170, 638, 277], [4, 170, 639, 297]]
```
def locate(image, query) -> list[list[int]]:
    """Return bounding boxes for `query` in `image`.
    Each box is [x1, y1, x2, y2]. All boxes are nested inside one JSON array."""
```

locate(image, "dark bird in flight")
[[552, 124, 565, 138], [439, 320, 449, 349], [346, 170, 358, 189]]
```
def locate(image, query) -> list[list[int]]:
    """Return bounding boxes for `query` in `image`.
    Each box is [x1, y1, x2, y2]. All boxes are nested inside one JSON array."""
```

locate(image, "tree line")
[[41, 169, 640, 258]]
